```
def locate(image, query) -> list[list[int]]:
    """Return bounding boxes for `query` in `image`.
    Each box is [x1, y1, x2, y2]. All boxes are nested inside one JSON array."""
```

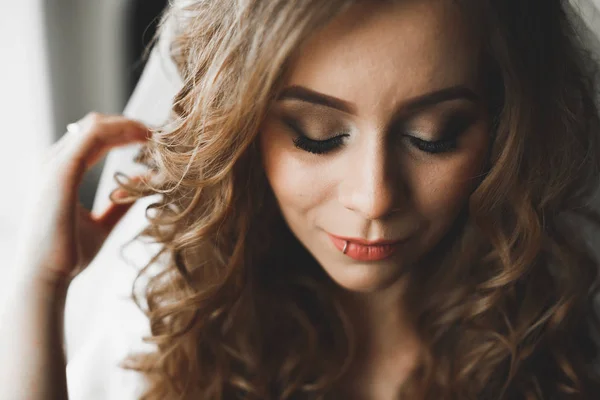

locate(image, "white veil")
[[64, 14, 182, 400], [91, 16, 183, 216], [64, 2, 600, 399]]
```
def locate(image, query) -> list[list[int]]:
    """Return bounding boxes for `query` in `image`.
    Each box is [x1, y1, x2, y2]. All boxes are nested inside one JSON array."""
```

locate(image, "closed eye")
[[407, 136, 458, 153], [281, 110, 476, 156], [402, 111, 476, 154], [293, 135, 347, 154], [282, 116, 349, 154]]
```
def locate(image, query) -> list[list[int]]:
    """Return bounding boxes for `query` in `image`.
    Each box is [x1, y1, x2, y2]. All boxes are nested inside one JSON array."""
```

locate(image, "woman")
[[3, 0, 600, 398]]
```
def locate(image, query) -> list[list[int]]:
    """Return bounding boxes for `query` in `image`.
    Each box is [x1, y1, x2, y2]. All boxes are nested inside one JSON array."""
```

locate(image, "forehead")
[[285, 0, 481, 117]]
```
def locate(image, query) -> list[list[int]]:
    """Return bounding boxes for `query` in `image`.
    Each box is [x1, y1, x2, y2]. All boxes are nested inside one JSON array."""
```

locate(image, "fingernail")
[[111, 189, 129, 200]]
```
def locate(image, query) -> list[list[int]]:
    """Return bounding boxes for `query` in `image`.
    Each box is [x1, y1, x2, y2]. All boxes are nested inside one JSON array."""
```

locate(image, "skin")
[[259, 0, 491, 398], [0, 113, 149, 400]]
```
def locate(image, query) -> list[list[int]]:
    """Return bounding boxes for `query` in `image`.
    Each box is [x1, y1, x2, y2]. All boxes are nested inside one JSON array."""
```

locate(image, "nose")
[[338, 139, 406, 220]]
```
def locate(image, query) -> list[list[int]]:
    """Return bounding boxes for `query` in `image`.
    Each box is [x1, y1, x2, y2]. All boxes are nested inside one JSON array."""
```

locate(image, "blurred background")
[[0, 0, 167, 269]]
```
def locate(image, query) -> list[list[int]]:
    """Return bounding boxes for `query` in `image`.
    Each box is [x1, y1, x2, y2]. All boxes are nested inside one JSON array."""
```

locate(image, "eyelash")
[[285, 116, 469, 155], [293, 135, 348, 154], [283, 117, 349, 155], [407, 136, 458, 154]]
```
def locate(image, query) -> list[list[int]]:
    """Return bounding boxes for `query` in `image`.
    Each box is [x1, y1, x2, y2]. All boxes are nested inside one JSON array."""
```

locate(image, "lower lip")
[[327, 234, 402, 262]]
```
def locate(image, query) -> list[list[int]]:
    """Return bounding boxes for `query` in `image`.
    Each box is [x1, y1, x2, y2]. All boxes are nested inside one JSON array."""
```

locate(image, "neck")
[[335, 276, 421, 399]]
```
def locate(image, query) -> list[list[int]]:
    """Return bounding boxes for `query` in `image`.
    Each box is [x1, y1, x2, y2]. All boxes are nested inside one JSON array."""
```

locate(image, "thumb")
[[94, 197, 136, 233], [91, 172, 155, 233], [75, 200, 134, 270]]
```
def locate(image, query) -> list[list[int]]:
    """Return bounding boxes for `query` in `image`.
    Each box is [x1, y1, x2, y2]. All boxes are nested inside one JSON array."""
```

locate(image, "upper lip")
[[328, 233, 405, 246]]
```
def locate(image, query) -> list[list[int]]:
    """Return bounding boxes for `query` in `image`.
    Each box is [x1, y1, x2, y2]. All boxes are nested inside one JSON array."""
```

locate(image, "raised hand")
[[14, 112, 151, 288]]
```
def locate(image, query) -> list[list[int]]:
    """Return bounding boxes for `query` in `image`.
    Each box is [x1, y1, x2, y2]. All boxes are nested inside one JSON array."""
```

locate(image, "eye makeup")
[[278, 105, 479, 156], [281, 115, 350, 154], [293, 134, 348, 154], [400, 108, 478, 154]]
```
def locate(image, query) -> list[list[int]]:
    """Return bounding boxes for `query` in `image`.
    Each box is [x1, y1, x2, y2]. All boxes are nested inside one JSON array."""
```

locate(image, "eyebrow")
[[277, 84, 480, 116]]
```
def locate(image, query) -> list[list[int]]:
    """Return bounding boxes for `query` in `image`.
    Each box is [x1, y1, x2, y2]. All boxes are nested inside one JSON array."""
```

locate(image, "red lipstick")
[[327, 233, 404, 261]]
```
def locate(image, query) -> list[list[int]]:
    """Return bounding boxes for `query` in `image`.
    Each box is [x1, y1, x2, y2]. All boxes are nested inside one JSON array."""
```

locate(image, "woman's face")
[[259, 0, 490, 293]]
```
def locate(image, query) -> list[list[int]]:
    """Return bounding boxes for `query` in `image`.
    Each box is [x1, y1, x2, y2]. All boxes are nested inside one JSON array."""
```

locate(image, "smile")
[[326, 233, 404, 261]]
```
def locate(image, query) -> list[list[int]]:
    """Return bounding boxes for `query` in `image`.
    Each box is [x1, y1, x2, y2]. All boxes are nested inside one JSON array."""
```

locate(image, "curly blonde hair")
[[117, 0, 600, 398]]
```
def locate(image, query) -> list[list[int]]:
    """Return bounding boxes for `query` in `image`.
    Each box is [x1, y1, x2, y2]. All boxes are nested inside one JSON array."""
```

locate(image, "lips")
[[327, 233, 404, 261]]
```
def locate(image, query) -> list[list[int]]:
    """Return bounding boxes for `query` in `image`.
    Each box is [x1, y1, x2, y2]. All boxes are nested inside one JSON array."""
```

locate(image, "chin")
[[323, 261, 406, 293]]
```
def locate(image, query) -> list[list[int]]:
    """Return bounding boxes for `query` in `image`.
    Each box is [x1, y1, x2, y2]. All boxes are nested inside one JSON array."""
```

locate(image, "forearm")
[[0, 277, 69, 400], [0, 114, 147, 400]]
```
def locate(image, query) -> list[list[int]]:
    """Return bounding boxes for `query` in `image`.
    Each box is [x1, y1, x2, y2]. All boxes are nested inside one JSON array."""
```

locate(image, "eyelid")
[[281, 115, 350, 140], [400, 110, 477, 141]]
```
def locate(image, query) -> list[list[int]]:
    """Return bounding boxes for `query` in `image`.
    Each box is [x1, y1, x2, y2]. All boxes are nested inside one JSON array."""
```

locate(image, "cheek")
[[412, 161, 475, 218], [259, 123, 331, 215], [408, 133, 489, 224]]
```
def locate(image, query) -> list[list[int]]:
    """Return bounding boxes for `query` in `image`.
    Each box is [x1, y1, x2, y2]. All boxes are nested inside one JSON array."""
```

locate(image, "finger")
[[91, 173, 155, 232], [93, 200, 136, 233], [72, 113, 150, 166], [75, 203, 132, 268], [61, 113, 151, 187]]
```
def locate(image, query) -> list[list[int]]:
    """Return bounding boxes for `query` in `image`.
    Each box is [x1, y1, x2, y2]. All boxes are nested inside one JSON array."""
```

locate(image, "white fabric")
[[64, 16, 182, 400], [63, 2, 600, 399], [65, 196, 163, 399]]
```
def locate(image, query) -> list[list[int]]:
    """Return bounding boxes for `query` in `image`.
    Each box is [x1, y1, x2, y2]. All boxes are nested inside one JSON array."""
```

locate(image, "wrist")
[[33, 269, 72, 299], [13, 255, 74, 298], [13, 268, 72, 304]]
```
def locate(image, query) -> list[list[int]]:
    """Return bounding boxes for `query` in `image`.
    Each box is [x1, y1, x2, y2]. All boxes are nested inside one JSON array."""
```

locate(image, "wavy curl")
[[116, 0, 600, 398]]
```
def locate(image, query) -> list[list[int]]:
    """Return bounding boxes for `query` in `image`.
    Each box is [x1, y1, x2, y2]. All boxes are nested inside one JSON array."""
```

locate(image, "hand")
[[14, 112, 151, 289]]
